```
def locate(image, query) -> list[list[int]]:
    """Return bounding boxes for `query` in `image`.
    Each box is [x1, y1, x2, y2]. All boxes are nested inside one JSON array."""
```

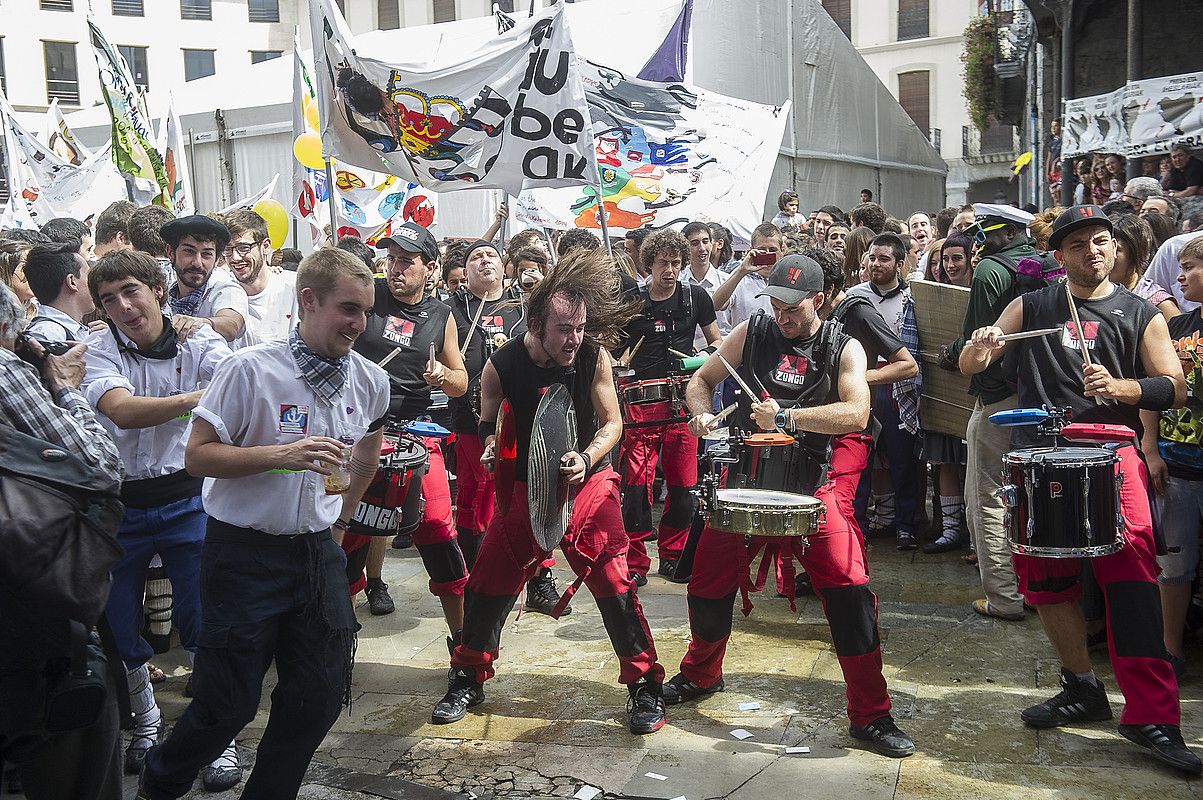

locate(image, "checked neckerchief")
[[289, 327, 348, 404], [168, 277, 210, 317]]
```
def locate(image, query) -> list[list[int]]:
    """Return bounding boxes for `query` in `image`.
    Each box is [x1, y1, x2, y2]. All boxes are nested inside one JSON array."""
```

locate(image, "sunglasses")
[[972, 222, 1006, 244]]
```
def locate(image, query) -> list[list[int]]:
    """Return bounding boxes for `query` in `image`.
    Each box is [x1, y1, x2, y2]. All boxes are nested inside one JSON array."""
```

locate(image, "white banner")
[[310, 0, 593, 196], [220, 174, 279, 214], [1122, 71, 1203, 159], [158, 98, 195, 216], [514, 61, 789, 241], [1062, 87, 1125, 159], [43, 98, 93, 166]]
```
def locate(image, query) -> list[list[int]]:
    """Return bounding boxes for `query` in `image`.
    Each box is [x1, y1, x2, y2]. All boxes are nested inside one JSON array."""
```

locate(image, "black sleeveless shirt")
[[621, 282, 716, 379], [1014, 282, 1154, 443], [448, 287, 527, 433], [490, 335, 602, 482], [353, 280, 451, 420]]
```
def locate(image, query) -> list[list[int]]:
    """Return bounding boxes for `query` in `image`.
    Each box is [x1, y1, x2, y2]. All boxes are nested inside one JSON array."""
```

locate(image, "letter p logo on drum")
[[1049, 480, 1063, 499]]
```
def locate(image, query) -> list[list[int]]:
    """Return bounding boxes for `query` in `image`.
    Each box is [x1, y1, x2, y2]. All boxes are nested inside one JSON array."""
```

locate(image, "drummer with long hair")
[[675, 255, 916, 759], [961, 205, 1197, 775]]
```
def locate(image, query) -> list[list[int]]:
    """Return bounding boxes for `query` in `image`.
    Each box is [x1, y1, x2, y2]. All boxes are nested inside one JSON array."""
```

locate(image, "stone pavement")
[[110, 535, 1203, 799]]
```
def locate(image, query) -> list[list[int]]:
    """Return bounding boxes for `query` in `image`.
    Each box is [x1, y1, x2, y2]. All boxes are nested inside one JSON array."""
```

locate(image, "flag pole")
[[590, 160, 612, 256], [324, 158, 339, 245]]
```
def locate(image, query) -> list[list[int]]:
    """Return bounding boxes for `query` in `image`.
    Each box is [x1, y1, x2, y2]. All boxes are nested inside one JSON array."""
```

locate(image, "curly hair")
[[639, 228, 689, 274], [556, 227, 602, 258], [525, 248, 640, 350]]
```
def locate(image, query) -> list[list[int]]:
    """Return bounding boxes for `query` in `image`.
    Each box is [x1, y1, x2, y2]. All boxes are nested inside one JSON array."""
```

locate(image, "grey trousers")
[[965, 396, 1025, 615]]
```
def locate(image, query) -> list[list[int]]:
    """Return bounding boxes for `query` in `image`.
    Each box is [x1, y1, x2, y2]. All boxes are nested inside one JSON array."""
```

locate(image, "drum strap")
[[736, 539, 800, 616]]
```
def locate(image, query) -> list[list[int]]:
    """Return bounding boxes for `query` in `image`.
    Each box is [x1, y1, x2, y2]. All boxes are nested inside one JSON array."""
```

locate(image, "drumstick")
[[717, 353, 758, 399], [1065, 283, 1105, 406], [458, 296, 488, 358], [624, 335, 646, 365], [668, 347, 692, 359], [378, 347, 402, 368], [711, 403, 738, 426], [429, 341, 438, 373], [997, 327, 1061, 343]]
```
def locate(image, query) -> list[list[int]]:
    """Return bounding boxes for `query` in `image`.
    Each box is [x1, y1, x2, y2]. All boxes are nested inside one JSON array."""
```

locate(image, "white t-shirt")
[[82, 324, 232, 481], [1146, 231, 1203, 312], [680, 265, 724, 349], [25, 304, 89, 344], [718, 272, 773, 334], [193, 339, 390, 535], [240, 270, 299, 347], [170, 268, 250, 340]]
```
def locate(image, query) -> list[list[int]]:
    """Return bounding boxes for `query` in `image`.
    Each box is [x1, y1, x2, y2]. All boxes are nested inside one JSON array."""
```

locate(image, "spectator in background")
[[934, 207, 958, 239], [812, 205, 845, 244], [335, 236, 376, 271], [842, 227, 875, 289], [22, 242, 93, 344], [441, 257, 466, 296], [1139, 194, 1177, 221], [1108, 213, 1178, 321], [1122, 177, 1165, 214], [1144, 212, 1179, 251], [707, 223, 737, 273], [509, 245, 547, 295], [40, 218, 93, 260], [128, 205, 176, 287], [0, 240, 37, 324], [850, 203, 887, 235], [1184, 210, 1203, 234], [277, 248, 303, 270], [1027, 207, 1064, 252], [1104, 153, 1126, 189], [1091, 160, 1114, 205], [770, 190, 806, 228], [1073, 158, 1093, 205], [860, 188, 873, 204], [93, 201, 136, 259], [710, 222, 780, 336], [557, 228, 601, 258], [1045, 119, 1062, 204], [1141, 156, 1160, 177], [826, 223, 850, 261], [908, 212, 933, 253], [1163, 144, 1203, 198], [624, 227, 652, 274]]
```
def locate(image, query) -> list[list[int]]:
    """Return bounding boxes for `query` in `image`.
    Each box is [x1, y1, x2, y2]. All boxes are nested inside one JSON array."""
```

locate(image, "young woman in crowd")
[[1109, 212, 1178, 320]]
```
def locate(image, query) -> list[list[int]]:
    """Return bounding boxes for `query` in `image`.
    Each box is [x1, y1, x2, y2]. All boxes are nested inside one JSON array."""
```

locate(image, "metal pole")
[[1058, 0, 1075, 207], [590, 159, 613, 256], [186, 127, 198, 210], [1125, 0, 1142, 181], [324, 158, 339, 244]]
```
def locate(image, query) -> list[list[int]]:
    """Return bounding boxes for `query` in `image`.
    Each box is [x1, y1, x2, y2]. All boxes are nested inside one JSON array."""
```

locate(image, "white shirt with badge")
[[82, 323, 233, 481], [239, 270, 299, 347], [25, 304, 89, 344], [193, 340, 390, 535]]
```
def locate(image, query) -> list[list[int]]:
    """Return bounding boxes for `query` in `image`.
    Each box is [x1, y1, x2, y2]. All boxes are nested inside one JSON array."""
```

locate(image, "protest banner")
[[1123, 71, 1203, 158], [1061, 87, 1125, 159], [910, 279, 973, 439], [158, 99, 195, 216], [43, 99, 92, 166]]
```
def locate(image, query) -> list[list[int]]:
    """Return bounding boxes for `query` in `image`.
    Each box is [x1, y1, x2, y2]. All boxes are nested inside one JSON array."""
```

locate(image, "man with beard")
[[447, 240, 567, 615], [224, 209, 297, 346], [160, 216, 247, 344], [344, 222, 469, 627], [670, 255, 915, 758], [431, 248, 668, 735], [826, 223, 850, 261], [710, 223, 781, 335], [962, 206, 1198, 775]]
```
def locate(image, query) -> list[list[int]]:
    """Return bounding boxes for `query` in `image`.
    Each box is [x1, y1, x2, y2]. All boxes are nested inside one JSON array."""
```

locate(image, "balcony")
[[961, 121, 1019, 165]]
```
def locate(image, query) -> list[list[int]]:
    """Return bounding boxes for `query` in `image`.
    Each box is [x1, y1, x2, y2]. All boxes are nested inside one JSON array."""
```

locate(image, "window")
[[433, 0, 455, 23], [897, 70, 930, 135], [981, 119, 1016, 154], [181, 0, 211, 20], [248, 0, 279, 22], [378, 0, 400, 29], [112, 0, 144, 16], [495, 0, 514, 10], [897, 0, 929, 40], [183, 48, 215, 81], [250, 50, 283, 64], [43, 41, 80, 105], [40, 0, 73, 10], [117, 45, 150, 91], [821, 0, 851, 39]]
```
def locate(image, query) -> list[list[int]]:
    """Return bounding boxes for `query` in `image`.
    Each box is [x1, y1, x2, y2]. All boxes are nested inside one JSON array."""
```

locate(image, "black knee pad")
[[596, 590, 652, 659], [1105, 581, 1169, 660], [462, 589, 520, 653], [457, 527, 481, 571], [417, 539, 467, 585], [662, 486, 697, 530], [817, 584, 880, 657], [687, 592, 736, 643], [621, 483, 652, 532]]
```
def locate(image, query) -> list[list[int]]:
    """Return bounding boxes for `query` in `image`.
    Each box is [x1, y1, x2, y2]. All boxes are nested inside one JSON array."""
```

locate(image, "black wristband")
[[478, 419, 497, 441], [1136, 376, 1176, 411], [700, 345, 718, 355], [580, 451, 592, 473]]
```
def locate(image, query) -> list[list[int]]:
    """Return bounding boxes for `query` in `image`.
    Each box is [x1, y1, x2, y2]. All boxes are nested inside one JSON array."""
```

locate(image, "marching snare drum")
[[349, 433, 429, 536], [1000, 446, 1123, 558], [730, 432, 820, 495], [621, 378, 676, 406], [709, 488, 825, 538]]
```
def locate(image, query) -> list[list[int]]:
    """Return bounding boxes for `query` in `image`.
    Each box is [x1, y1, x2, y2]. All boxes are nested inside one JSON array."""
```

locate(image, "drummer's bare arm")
[[477, 361, 503, 470], [700, 320, 722, 347], [958, 296, 1023, 375], [686, 321, 747, 422], [334, 427, 385, 544], [584, 348, 623, 464], [866, 345, 918, 386], [429, 315, 469, 398], [785, 338, 870, 434], [1133, 313, 1186, 408]]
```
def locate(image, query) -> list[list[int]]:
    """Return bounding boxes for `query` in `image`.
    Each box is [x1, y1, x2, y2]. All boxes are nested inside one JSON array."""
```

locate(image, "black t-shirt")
[[831, 295, 903, 366], [448, 288, 527, 433], [1014, 283, 1155, 445], [622, 282, 717, 379], [353, 281, 450, 420], [1163, 158, 1203, 192]]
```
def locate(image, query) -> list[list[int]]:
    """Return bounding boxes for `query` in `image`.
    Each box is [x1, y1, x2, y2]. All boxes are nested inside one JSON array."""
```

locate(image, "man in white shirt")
[[21, 241, 93, 344], [139, 248, 389, 800], [80, 250, 233, 781], [681, 221, 725, 350], [224, 208, 298, 346], [710, 222, 781, 335], [160, 215, 248, 344], [1145, 230, 1203, 312]]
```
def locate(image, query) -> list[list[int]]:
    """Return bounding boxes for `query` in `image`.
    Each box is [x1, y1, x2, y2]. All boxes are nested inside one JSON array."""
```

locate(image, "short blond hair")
[[296, 247, 374, 319], [1180, 237, 1203, 264]]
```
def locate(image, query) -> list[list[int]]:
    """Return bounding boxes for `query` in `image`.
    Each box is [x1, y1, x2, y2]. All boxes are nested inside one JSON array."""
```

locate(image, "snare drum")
[[731, 432, 820, 494], [621, 378, 675, 406], [349, 434, 429, 536], [709, 488, 824, 538], [1000, 446, 1123, 558]]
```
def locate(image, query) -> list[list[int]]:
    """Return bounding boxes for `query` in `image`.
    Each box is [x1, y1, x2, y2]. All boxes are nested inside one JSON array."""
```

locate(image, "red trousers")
[[451, 467, 664, 687], [620, 403, 698, 572], [1013, 443, 1179, 725], [454, 433, 495, 535], [680, 433, 893, 727]]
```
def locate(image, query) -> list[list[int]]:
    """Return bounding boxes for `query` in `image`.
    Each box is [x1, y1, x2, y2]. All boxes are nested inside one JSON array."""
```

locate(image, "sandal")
[[147, 663, 166, 684], [972, 598, 1024, 622]]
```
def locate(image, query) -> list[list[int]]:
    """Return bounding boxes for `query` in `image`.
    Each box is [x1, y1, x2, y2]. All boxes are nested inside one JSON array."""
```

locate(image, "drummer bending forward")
[[431, 249, 668, 734], [676, 255, 916, 758], [961, 205, 1198, 775]]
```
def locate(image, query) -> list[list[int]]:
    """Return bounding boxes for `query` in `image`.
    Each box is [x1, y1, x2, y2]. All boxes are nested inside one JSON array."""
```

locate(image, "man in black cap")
[[669, 255, 916, 759], [159, 215, 247, 344], [962, 205, 1198, 775], [339, 222, 470, 631]]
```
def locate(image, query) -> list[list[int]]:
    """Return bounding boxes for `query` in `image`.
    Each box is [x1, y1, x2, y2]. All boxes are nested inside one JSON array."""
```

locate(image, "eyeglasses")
[[972, 222, 1006, 245], [222, 239, 265, 258]]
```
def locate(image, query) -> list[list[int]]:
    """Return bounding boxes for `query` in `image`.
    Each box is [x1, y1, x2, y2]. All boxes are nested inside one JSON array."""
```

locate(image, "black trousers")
[[140, 521, 356, 800]]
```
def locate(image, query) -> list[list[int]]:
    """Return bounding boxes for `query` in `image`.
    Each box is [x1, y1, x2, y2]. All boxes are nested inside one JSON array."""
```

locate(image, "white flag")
[[157, 98, 195, 216], [220, 174, 280, 214], [43, 98, 93, 165]]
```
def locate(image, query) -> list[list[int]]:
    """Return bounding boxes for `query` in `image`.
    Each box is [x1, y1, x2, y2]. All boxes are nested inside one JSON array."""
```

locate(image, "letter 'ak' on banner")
[[309, 0, 593, 197]]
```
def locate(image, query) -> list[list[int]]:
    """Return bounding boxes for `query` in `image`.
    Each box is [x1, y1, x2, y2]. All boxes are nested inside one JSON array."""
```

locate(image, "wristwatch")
[[774, 409, 789, 433]]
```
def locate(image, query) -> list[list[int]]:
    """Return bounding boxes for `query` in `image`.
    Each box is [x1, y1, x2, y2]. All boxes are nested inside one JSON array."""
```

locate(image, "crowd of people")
[[2, 166, 1203, 798]]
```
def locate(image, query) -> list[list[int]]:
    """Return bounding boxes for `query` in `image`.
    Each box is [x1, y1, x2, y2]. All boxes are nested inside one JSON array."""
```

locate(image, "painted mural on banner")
[[1061, 70, 1203, 159], [1061, 88, 1126, 159], [514, 60, 788, 241], [309, 0, 593, 196]]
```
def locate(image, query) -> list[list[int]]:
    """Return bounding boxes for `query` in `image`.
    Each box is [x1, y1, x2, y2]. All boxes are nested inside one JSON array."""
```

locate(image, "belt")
[[206, 518, 332, 545]]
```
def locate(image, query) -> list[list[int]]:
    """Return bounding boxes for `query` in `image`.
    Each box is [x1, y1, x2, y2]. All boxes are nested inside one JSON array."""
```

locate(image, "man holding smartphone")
[[709, 223, 782, 335]]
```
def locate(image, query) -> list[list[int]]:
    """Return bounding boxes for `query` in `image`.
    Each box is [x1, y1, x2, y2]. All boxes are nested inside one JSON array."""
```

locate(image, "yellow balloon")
[[303, 96, 319, 132], [293, 132, 325, 170], [253, 198, 289, 250]]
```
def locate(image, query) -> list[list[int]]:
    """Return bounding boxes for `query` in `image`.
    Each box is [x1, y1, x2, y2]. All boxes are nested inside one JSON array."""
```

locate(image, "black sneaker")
[[524, 568, 570, 615], [627, 681, 666, 734], [431, 667, 485, 724], [849, 715, 915, 758], [661, 672, 725, 706], [794, 572, 814, 597], [365, 577, 395, 616], [1119, 723, 1203, 775], [124, 719, 163, 774], [658, 559, 689, 583], [896, 531, 918, 551], [1020, 668, 1112, 728], [922, 532, 961, 554], [391, 531, 413, 550], [200, 743, 242, 792], [630, 571, 648, 588]]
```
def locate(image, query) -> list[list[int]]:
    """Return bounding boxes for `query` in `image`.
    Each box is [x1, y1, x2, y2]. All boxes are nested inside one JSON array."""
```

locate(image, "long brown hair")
[[525, 247, 640, 350]]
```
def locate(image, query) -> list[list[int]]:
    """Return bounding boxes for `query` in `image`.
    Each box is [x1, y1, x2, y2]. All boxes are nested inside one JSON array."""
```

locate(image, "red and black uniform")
[[449, 287, 527, 568], [451, 337, 664, 687], [347, 281, 466, 598], [620, 282, 716, 572], [680, 312, 893, 727], [1011, 283, 1179, 726]]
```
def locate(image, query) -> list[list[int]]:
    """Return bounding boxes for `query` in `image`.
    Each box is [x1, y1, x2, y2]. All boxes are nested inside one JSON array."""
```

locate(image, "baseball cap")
[[375, 221, 438, 262], [160, 214, 230, 251], [1048, 205, 1113, 250], [756, 254, 825, 305], [462, 239, 501, 265]]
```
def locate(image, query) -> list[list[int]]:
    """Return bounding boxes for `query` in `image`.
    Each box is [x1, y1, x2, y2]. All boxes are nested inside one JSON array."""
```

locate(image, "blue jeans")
[[854, 385, 920, 535], [105, 495, 206, 670]]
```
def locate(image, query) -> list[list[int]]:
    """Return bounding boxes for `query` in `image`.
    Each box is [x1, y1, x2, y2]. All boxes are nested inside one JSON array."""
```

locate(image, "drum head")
[[390, 436, 428, 469], [714, 488, 818, 509], [528, 384, 577, 552], [1031, 446, 1115, 466]]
